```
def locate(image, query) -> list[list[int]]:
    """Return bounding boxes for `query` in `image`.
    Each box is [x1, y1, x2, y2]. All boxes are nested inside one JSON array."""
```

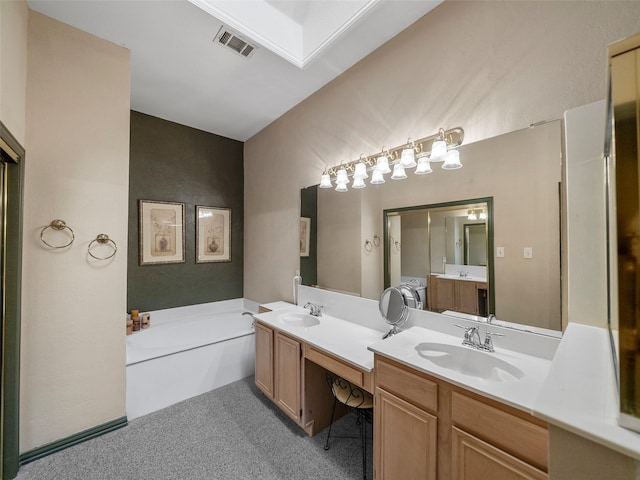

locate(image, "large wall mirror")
[[300, 121, 563, 332]]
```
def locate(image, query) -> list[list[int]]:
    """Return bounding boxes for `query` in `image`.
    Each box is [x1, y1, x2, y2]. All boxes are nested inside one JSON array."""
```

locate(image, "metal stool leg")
[[324, 395, 338, 450], [360, 410, 367, 479]]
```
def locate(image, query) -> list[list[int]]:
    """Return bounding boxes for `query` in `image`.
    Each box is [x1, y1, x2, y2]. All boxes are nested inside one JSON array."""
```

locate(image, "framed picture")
[[196, 206, 231, 263], [300, 217, 311, 257], [138, 200, 185, 265]]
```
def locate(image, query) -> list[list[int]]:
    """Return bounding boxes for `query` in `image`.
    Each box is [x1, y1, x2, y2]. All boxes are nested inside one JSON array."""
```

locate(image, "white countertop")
[[534, 323, 640, 460], [254, 306, 385, 372], [368, 325, 553, 413], [436, 274, 487, 283]]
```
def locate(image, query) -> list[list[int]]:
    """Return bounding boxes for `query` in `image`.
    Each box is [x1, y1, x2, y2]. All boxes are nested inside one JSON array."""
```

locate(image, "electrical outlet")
[[524, 247, 533, 259], [496, 247, 505, 258]]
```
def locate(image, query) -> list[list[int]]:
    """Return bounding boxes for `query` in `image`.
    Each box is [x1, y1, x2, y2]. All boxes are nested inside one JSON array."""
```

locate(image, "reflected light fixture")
[[391, 163, 407, 180], [321, 127, 463, 192], [415, 152, 433, 175], [467, 210, 478, 221], [442, 149, 462, 170], [352, 177, 366, 188], [370, 169, 385, 184]]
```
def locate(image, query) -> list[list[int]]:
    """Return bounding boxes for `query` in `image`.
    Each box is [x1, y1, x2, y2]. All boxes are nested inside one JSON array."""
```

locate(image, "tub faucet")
[[242, 311, 255, 329], [304, 302, 323, 317]]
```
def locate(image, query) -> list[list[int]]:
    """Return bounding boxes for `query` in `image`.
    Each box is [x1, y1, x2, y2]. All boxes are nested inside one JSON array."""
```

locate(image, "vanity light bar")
[[321, 127, 464, 190]]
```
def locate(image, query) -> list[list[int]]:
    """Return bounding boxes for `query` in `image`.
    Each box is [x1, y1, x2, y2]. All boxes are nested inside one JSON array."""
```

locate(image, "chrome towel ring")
[[40, 219, 75, 248], [88, 234, 117, 260]]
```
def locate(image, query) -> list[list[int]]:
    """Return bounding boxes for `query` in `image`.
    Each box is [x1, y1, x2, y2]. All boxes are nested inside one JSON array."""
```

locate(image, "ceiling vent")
[[214, 26, 257, 59]]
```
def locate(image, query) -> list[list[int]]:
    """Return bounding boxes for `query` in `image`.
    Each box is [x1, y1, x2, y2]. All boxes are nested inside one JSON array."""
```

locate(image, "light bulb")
[[376, 155, 391, 174], [319, 173, 332, 188], [400, 148, 417, 168], [430, 139, 447, 162]]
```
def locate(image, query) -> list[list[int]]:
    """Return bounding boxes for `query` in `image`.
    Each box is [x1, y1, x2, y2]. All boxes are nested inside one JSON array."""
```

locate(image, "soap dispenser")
[[293, 269, 302, 305]]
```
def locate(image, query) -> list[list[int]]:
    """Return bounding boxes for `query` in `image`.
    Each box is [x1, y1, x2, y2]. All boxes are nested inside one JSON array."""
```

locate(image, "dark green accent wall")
[[300, 185, 317, 286], [128, 112, 244, 311]]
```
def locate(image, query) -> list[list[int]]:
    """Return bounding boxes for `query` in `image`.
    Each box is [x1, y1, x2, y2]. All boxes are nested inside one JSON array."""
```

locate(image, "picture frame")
[[138, 200, 185, 265], [300, 217, 311, 257], [196, 206, 231, 263]]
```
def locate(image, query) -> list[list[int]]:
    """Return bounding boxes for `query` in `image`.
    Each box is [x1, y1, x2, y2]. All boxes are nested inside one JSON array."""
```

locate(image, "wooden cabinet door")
[[451, 427, 547, 480], [375, 388, 437, 480], [456, 281, 478, 314], [435, 278, 456, 311], [275, 331, 301, 424], [254, 322, 274, 399]]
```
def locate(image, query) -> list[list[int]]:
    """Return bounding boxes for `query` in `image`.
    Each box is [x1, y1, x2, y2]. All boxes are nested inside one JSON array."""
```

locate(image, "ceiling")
[[26, 0, 443, 141]]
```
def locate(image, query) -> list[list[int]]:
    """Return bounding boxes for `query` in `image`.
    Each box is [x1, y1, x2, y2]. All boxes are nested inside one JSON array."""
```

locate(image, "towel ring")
[[364, 240, 373, 253], [40, 219, 75, 249], [88, 234, 117, 260], [373, 234, 380, 247]]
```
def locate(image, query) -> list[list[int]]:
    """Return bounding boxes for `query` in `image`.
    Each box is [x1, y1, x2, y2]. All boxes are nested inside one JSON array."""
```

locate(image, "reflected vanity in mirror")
[[383, 198, 494, 317], [301, 121, 563, 332]]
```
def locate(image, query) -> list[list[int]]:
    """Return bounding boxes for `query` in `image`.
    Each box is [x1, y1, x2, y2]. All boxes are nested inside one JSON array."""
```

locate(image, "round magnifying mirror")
[[398, 284, 423, 310], [379, 287, 409, 339]]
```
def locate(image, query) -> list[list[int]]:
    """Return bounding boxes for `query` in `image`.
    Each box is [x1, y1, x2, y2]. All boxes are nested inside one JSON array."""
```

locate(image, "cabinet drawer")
[[451, 392, 548, 471], [305, 346, 364, 389], [452, 427, 547, 479], [375, 357, 438, 413]]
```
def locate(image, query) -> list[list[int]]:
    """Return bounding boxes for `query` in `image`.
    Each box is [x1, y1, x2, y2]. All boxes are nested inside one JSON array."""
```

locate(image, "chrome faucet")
[[482, 331, 504, 352], [304, 302, 323, 317], [458, 270, 468, 278], [455, 324, 505, 352], [456, 324, 482, 348]]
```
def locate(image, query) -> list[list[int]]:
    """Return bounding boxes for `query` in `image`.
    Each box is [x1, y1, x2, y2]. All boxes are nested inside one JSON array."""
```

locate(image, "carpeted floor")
[[15, 376, 373, 480]]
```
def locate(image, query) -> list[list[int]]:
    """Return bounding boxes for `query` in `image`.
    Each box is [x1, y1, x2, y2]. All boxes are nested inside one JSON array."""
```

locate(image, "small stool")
[[324, 372, 373, 479]]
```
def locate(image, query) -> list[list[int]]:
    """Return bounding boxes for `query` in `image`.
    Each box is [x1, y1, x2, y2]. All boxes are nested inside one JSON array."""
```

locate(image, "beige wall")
[[1, 0, 29, 144], [549, 425, 639, 479], [244, 1, 640, 312], [21, 11, 130, 451]]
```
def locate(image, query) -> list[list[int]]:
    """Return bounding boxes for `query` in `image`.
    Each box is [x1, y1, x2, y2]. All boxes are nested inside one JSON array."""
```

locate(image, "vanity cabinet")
[[274, 331, 302, 423], [374, 355, 548, 480], [254, 321, 275, 399], [254, 316, 373, 436], [254, 321, 302, 425], [431, 276, 486, 315], [375, 356, 438, 479]]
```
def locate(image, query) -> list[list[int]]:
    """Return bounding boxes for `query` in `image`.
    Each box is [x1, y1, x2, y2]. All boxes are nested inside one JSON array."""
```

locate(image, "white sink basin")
[[415, 342, 524, 382], [277, 312, 320, 327]]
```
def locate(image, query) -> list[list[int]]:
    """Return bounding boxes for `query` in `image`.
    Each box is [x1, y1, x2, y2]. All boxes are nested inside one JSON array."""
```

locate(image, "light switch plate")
[[524, 247, 533, 259], [496, 247, 505, 258]]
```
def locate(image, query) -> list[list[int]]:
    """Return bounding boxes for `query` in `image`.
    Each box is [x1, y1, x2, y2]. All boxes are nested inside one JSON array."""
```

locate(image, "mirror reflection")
[[384, 199, 493, 318], [301, 122, 563, 332]]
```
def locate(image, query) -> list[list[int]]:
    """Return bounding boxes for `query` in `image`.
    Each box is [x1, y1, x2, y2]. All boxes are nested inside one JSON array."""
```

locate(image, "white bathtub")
[[126, 299, 257, 420]]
